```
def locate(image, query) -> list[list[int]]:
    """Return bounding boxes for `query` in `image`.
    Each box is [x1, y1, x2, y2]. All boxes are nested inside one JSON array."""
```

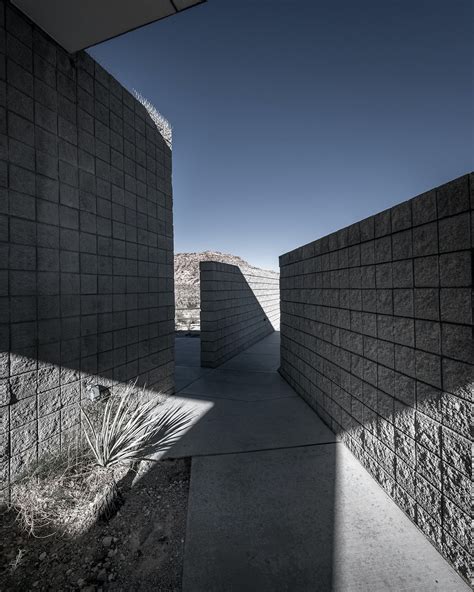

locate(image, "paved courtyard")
[[168, 333, 469, 592]]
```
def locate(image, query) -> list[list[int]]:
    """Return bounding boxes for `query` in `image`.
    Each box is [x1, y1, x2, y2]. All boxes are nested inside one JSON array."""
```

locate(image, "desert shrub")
[[81, 385, 192, 468], [10, 448, 122, 537], [11, 384, 192, 537]]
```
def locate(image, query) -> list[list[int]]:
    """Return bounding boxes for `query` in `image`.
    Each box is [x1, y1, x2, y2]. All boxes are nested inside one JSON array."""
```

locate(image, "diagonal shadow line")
[[200, 261, 280, 369]]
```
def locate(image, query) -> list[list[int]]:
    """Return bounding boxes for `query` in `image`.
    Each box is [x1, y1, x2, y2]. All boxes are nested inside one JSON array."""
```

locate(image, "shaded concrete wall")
[[279, 174, 473, 582], [200, 261, 279, 368], [0, 3, 174, 499]]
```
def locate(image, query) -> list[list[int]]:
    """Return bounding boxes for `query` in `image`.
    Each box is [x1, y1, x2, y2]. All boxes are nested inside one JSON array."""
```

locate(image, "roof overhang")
[[11, 0, 205, 53]]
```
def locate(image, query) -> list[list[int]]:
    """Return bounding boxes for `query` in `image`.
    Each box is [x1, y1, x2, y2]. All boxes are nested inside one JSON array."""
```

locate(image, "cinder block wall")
[[279, 174, 473, 582], [0, 3, 174, 499], [200, 261, 279, 368]]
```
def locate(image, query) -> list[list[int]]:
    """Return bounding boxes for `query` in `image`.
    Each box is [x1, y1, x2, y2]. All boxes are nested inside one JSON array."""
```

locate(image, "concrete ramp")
[[172, 333, 470, 592]]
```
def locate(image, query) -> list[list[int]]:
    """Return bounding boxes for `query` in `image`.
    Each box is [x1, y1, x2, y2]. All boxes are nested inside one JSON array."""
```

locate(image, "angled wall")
[[0, 3, 174, 500], [200, 261, 279, 368], [279, 174, 473, 583]]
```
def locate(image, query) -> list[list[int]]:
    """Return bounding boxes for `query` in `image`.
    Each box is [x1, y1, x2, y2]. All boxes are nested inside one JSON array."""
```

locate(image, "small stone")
[[77, 578, 85, 588], [102, 536, 113, 548], [39, 552, 47, 561]]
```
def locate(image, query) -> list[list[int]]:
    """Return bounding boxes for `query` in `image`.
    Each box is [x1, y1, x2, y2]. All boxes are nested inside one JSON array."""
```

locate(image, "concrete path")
[[169, 333, 470, 592]]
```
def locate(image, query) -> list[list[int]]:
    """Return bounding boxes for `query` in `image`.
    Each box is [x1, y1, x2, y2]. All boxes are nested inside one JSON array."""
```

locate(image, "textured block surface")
[[200, 261, 279, 368], [279, 174, 473, 583], [0, 2, 174, 499]]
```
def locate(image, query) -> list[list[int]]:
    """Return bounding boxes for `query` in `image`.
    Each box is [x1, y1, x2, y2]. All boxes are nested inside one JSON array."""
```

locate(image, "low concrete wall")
[[200, 261, 279, 368], [279, 174, 473, 582], [0, 3, 174, 500]]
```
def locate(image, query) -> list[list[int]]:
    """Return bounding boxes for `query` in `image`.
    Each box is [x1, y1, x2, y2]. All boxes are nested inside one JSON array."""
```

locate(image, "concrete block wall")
[[0, 2, 174, 499], [279, 174, 473, 582], [200, 261, 279, 368]]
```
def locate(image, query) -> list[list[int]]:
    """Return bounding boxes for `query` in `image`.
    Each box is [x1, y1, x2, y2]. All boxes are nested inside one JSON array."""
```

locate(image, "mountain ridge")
[[174, 251, 278, 311]]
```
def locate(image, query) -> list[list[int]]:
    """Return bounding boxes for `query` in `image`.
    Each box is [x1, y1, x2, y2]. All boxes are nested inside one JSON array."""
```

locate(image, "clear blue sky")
[[89, 0, 473, 271]]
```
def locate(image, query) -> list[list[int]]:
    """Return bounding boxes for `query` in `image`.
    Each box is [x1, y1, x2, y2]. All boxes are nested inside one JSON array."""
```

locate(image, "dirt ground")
[[0, 458, 191, 592]]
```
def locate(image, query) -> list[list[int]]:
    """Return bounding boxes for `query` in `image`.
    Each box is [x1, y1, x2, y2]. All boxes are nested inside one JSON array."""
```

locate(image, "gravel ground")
[[0, 458, 191, 592]]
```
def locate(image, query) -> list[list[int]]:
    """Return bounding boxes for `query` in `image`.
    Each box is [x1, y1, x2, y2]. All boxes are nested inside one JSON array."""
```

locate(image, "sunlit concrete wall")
[[279, 174, 473, 582], [0, 3, 174, 500], [200, 261, 279, 368]]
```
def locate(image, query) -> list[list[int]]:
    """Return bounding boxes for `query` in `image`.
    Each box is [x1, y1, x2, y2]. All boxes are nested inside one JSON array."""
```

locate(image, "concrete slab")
[[180, 368, 297, 401], [183, 444, 470, 592], [166, 394, 337, 458], [175, 365, 211, 392], [243, 340, 281, 355], [175, 336, 201, 368], [174, 333, 468, 591], [219, 352, 280, 373]]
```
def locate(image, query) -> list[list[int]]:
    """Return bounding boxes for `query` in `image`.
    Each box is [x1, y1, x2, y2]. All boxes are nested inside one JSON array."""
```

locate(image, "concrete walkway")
[[169, 333, 470, 592]]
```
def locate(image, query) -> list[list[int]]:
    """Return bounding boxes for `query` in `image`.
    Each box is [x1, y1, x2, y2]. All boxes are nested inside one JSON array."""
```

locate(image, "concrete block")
[[374, 209, 391, 237], [391, 200, 412, 231], [439, 252, 471, 287], [392, 260, 413, 288], [7, 85, 33, 120], [441, 358, 473, 399], [9, 190, 35, 220], [415, 351, 441, 389], [413, 222, 438, 257], [442, 462, 471, 514], [6, 6, 33, 47], [0, 382, 9, 412], [441, 393, 470, 440], [393, 289, 414, 317], [436, 175, 470, 218], [415, 319, 441, 354], [441, 427, 471, 477], [10, 395, 36, 429], [414, 288, 439, 321], [391, 229, 412, 260], [412, 189, 437, 225], [438, 212, 470, 253], [441, 323, 473, 364], [8, 110, 33, 146], [374, 236, 392, 263]]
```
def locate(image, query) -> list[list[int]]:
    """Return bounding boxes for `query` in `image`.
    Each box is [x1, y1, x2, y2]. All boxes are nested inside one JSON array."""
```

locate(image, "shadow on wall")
[[0, 3, 174, 499], [279, 173, 473, 584], [200, 261, 280, 368]]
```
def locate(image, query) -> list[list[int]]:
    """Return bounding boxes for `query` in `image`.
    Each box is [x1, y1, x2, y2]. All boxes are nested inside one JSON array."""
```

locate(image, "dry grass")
[[133, 90, 172, 149], [9, 548, 24, 574], [10, 448, 126, 538]]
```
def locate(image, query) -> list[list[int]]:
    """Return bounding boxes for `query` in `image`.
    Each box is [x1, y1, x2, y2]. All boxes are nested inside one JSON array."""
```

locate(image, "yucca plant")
[[81, 386, 192, 469]]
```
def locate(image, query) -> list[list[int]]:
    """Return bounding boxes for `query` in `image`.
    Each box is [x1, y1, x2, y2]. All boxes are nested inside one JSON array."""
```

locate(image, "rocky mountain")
[[174, 251, 276, 310]]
